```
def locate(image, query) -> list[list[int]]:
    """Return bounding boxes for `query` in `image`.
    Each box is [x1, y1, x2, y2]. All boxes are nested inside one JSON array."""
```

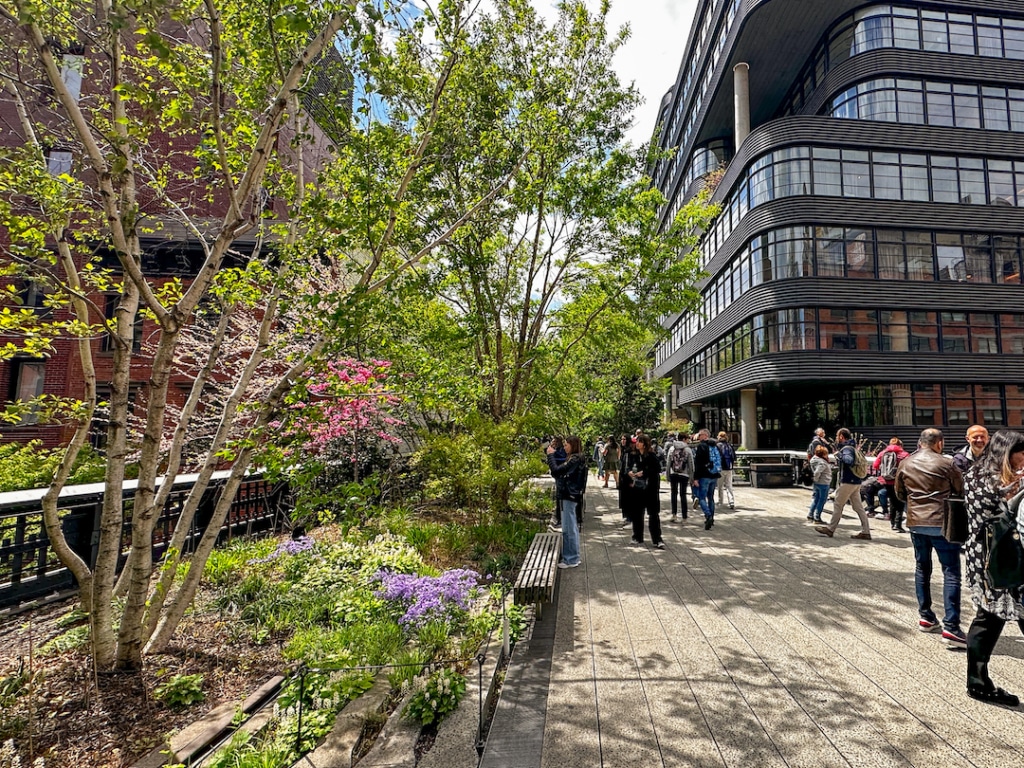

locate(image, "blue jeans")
[[696, 478, 717, 518], [560, 499, 581, 565], [809, 483, 828, 518], [911, 531, 961, 631]]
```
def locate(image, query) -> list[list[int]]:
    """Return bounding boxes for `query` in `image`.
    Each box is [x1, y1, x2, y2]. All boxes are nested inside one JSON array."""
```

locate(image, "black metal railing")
[[0, 471, 289, 609]]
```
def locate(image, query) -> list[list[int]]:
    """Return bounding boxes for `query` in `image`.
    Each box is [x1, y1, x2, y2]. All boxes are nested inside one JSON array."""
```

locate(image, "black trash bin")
[[749, 463, 795, 488]]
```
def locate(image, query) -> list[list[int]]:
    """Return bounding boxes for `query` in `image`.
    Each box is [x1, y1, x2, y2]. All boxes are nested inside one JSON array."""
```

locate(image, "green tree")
[[0, 0, 521, 670], [365, 0, 717, 477]]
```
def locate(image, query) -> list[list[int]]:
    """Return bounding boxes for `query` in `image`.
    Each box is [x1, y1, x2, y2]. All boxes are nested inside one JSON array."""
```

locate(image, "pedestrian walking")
[[666, 433, 694, 522], [806, 444, 831, 522], [815, 428, 872, 540], [716, 431, 736, 509], [602, 435, 619, 488], [894, 428, 966, 645], [692, 429, 722, 529]]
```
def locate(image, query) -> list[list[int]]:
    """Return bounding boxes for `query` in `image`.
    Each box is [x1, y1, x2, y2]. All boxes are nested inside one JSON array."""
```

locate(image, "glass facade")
[[780, 5, 1024, 116], [699, 146, 1024, 272], [656, 225, 1023, 367], [656, 1, 1024, 445], [678, 309, 1024, 386], [829, 78, 1024, 131]]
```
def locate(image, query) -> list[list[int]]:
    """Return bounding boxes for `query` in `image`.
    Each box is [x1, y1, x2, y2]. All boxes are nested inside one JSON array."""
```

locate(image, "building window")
[[101, 294, 144, 353], [8, 359, 45, 425], [59, 52, 83, 103], [45, 149, 72, 177]]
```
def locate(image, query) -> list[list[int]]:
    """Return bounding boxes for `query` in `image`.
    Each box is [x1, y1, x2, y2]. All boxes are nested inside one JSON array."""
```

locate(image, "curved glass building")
[[652, 1, 1024, 449]]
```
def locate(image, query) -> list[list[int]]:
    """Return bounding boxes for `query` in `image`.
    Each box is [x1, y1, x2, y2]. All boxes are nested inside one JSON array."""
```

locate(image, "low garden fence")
[[0, 471, 289, 610]]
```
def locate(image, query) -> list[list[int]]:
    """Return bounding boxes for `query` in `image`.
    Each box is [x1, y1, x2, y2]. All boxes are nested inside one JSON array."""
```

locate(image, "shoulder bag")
[[941, 497, 968, 545], [982, 486, 1024, 591]]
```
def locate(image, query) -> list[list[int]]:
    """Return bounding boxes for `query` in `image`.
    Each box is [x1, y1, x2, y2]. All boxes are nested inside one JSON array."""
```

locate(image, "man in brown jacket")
[[894, 428, 965, 646]]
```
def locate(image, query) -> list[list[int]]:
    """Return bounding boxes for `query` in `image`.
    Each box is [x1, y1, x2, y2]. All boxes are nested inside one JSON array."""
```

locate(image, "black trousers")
[[632, 490, 663, 544], [967, 606, 1024, 690], [669, 474, 689, 518]]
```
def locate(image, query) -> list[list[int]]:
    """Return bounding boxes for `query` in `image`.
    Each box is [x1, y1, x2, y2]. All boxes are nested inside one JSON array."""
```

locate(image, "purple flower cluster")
[[374, 568, 480, 628], [248, 535, 315, 563]]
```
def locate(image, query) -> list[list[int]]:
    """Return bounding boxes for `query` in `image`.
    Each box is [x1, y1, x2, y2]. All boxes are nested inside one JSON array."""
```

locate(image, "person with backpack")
[[873, 437, 910, 532], [692, 429, 722, 530], [716, 431, 737, 510], [666, 433, 694, 522], [814, 427, 873, 540], [952, 424, 990, 474]]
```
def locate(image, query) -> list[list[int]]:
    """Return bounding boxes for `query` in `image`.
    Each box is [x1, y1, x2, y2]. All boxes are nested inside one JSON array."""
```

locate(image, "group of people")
[[546, 430, 739, 568], [807, 423, 1024, 707]]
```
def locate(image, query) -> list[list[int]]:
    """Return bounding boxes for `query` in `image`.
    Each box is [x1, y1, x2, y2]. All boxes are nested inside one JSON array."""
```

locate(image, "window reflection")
[[677, 309, 1024, 390]]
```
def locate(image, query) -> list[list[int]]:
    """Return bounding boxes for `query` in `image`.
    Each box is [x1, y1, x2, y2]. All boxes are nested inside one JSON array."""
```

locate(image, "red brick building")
[[0, 33, 348, 449]]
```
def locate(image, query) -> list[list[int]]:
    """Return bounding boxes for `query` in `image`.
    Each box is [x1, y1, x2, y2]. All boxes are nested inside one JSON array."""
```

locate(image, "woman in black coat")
[[962, 429, 1024, 706], [628, 434, 665, 548]]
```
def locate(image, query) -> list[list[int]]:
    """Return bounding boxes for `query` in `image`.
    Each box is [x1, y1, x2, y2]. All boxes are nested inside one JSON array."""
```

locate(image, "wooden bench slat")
[[513, 532, 562, 607]]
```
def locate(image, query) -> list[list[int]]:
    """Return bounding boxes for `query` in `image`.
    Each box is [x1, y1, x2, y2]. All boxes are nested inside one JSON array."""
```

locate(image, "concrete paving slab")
[[483, 480, 1024, 768]]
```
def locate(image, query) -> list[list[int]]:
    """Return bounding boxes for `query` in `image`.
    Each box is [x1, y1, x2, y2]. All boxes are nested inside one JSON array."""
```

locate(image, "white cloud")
[[461, 0, 695, 146], [482, 0, 698, 146], [603, 0, 699, 146]]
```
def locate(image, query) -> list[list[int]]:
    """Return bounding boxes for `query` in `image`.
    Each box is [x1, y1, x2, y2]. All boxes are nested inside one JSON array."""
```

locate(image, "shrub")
[[0, 441, 107, 492], [154, 673, 205, 709], [387, 648, 429, 690], [37, 625, 89, 657], [403, 668, 466, 726]]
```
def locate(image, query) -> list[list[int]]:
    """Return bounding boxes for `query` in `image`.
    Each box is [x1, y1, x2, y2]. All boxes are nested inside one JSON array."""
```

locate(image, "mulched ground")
[[0, 590, 282, 767]]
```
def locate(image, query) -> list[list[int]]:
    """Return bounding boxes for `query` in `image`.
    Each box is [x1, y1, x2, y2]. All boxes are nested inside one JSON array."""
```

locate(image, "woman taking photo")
[[628, 434, 665, 549], [547, 435, 587, 569], [962, 429, 1024, 706]]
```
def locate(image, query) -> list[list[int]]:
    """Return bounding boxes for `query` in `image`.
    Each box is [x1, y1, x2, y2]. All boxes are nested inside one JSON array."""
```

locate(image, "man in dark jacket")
[[807, 427, 828, 458], [894, 428, 965, 645], [691, 429, 721, 530], [815, 428, 872, 540], [951, 424, 989, 474]]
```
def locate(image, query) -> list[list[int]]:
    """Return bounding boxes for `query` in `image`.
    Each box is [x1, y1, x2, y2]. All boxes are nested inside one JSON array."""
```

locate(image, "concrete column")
[[740, 388, 758, 450], [734, 62, 750, 147]]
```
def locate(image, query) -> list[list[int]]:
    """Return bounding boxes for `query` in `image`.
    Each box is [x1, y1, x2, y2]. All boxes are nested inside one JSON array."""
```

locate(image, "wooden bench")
[[513, 532, 562, 617]]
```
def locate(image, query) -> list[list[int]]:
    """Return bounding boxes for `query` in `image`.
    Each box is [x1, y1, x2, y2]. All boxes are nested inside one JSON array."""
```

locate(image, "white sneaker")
[[557, 561, 580, 569], [548, 523, 562, 532]]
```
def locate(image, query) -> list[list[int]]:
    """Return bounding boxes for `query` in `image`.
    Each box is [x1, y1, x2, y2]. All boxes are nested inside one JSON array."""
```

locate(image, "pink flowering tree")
[[261, 358, 407, 521]]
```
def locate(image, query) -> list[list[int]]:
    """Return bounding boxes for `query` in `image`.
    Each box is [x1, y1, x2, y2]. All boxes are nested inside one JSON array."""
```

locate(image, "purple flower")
[[374, 568, 480, 628], [248, 535, 315, 563]]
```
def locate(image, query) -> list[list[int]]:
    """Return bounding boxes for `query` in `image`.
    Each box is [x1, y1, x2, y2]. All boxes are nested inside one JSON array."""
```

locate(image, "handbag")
[[982, 486, 1024, 591], [942, 497, 968, 545], [799, 463, 814, 487], [632, 477, 648, 491]]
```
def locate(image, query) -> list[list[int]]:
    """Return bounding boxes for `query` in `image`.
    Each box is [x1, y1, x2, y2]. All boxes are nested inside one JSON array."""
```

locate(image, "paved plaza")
[[485, 482, 1024, 768]]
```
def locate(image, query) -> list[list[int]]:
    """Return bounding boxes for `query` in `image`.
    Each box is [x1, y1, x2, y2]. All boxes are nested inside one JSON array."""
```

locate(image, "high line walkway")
[[482, 482, 1024, 768]]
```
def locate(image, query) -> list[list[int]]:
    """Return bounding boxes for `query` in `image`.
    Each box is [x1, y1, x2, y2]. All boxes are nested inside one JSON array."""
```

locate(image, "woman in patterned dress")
[[962, 429, 1024, 706]]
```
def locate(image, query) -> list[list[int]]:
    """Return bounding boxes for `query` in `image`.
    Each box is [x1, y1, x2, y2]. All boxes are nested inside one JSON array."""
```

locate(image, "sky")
[[536, 0, 701, 146]]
